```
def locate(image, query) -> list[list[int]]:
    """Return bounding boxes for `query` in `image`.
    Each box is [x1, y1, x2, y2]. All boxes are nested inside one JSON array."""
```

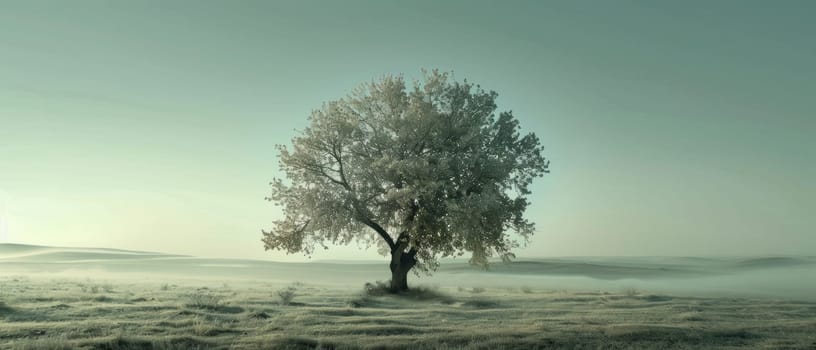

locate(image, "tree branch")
[[407, 246, 419, 258], [330, 142, 352, 191], [361, 218, 396, 250], [406, 199, 420, 223], [295, 219, 311, 236], [289, 151, 351, 191], [392, 231, 410, 254]]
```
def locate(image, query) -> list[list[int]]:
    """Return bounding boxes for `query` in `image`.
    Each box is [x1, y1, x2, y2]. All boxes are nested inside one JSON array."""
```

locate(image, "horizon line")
[[0, 241, 810, 262]]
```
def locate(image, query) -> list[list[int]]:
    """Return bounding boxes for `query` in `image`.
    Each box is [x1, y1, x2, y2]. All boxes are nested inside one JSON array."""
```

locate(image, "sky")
[[0, 0, 814, 261]]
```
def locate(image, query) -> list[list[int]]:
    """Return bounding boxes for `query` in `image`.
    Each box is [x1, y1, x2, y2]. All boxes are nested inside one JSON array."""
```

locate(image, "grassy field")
[[1, 276, 815, 349], [1, 244, 815, 349]]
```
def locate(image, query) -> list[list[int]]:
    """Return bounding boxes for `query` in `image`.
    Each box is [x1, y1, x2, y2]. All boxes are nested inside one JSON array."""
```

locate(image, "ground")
[[1, 276, 815, 350], [1, 244, 815, 349]]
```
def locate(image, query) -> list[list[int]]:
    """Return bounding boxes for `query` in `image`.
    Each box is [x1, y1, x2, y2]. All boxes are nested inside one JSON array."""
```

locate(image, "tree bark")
[[389, 250, 416, 292]]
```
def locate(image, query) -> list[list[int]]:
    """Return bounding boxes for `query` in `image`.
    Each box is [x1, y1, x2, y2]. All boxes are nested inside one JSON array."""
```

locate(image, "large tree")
[[263, 71, 549, 292]]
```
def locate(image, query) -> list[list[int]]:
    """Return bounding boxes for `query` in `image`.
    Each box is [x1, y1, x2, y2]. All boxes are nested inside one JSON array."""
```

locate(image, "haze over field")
[[3, 243, 815, 302], [1, 0, 814, 261]]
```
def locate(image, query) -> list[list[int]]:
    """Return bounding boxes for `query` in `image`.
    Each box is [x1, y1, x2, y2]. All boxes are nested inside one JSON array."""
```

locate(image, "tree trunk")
[[389, 250, 416, 293]]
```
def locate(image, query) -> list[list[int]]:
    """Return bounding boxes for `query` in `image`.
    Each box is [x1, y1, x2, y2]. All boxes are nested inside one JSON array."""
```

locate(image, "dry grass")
[[276, 286, 298, 306], [0, 276, 815, 349]]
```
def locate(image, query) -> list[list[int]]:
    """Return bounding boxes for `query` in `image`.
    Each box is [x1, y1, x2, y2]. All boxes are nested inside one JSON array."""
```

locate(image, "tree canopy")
[[263, 70, 549, 274]]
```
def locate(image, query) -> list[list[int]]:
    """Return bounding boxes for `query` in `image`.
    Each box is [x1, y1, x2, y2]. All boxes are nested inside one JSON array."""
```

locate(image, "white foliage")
[[263, 70, 549, 272]]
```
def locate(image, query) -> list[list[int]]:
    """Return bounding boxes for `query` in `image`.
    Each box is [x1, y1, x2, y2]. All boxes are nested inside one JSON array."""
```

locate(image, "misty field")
[[1, 245, 815, 349]]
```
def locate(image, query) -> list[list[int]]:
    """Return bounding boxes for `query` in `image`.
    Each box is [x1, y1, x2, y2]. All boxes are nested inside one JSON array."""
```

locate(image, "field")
[[1, 244, 815, 349]]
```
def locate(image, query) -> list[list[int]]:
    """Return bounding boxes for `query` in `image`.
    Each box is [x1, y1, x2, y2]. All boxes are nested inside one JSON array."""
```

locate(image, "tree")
[[263, 70, 549, 292]]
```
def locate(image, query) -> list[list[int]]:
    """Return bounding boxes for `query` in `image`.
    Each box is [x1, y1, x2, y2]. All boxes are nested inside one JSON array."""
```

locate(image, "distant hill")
[[0, 243, 183, 262], [2, 243, 813, 282], [732, 256, 816, 271]]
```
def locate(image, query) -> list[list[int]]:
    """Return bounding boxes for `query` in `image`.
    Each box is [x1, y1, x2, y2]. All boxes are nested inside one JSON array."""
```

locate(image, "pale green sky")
[[1, 0, 813, 260]]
